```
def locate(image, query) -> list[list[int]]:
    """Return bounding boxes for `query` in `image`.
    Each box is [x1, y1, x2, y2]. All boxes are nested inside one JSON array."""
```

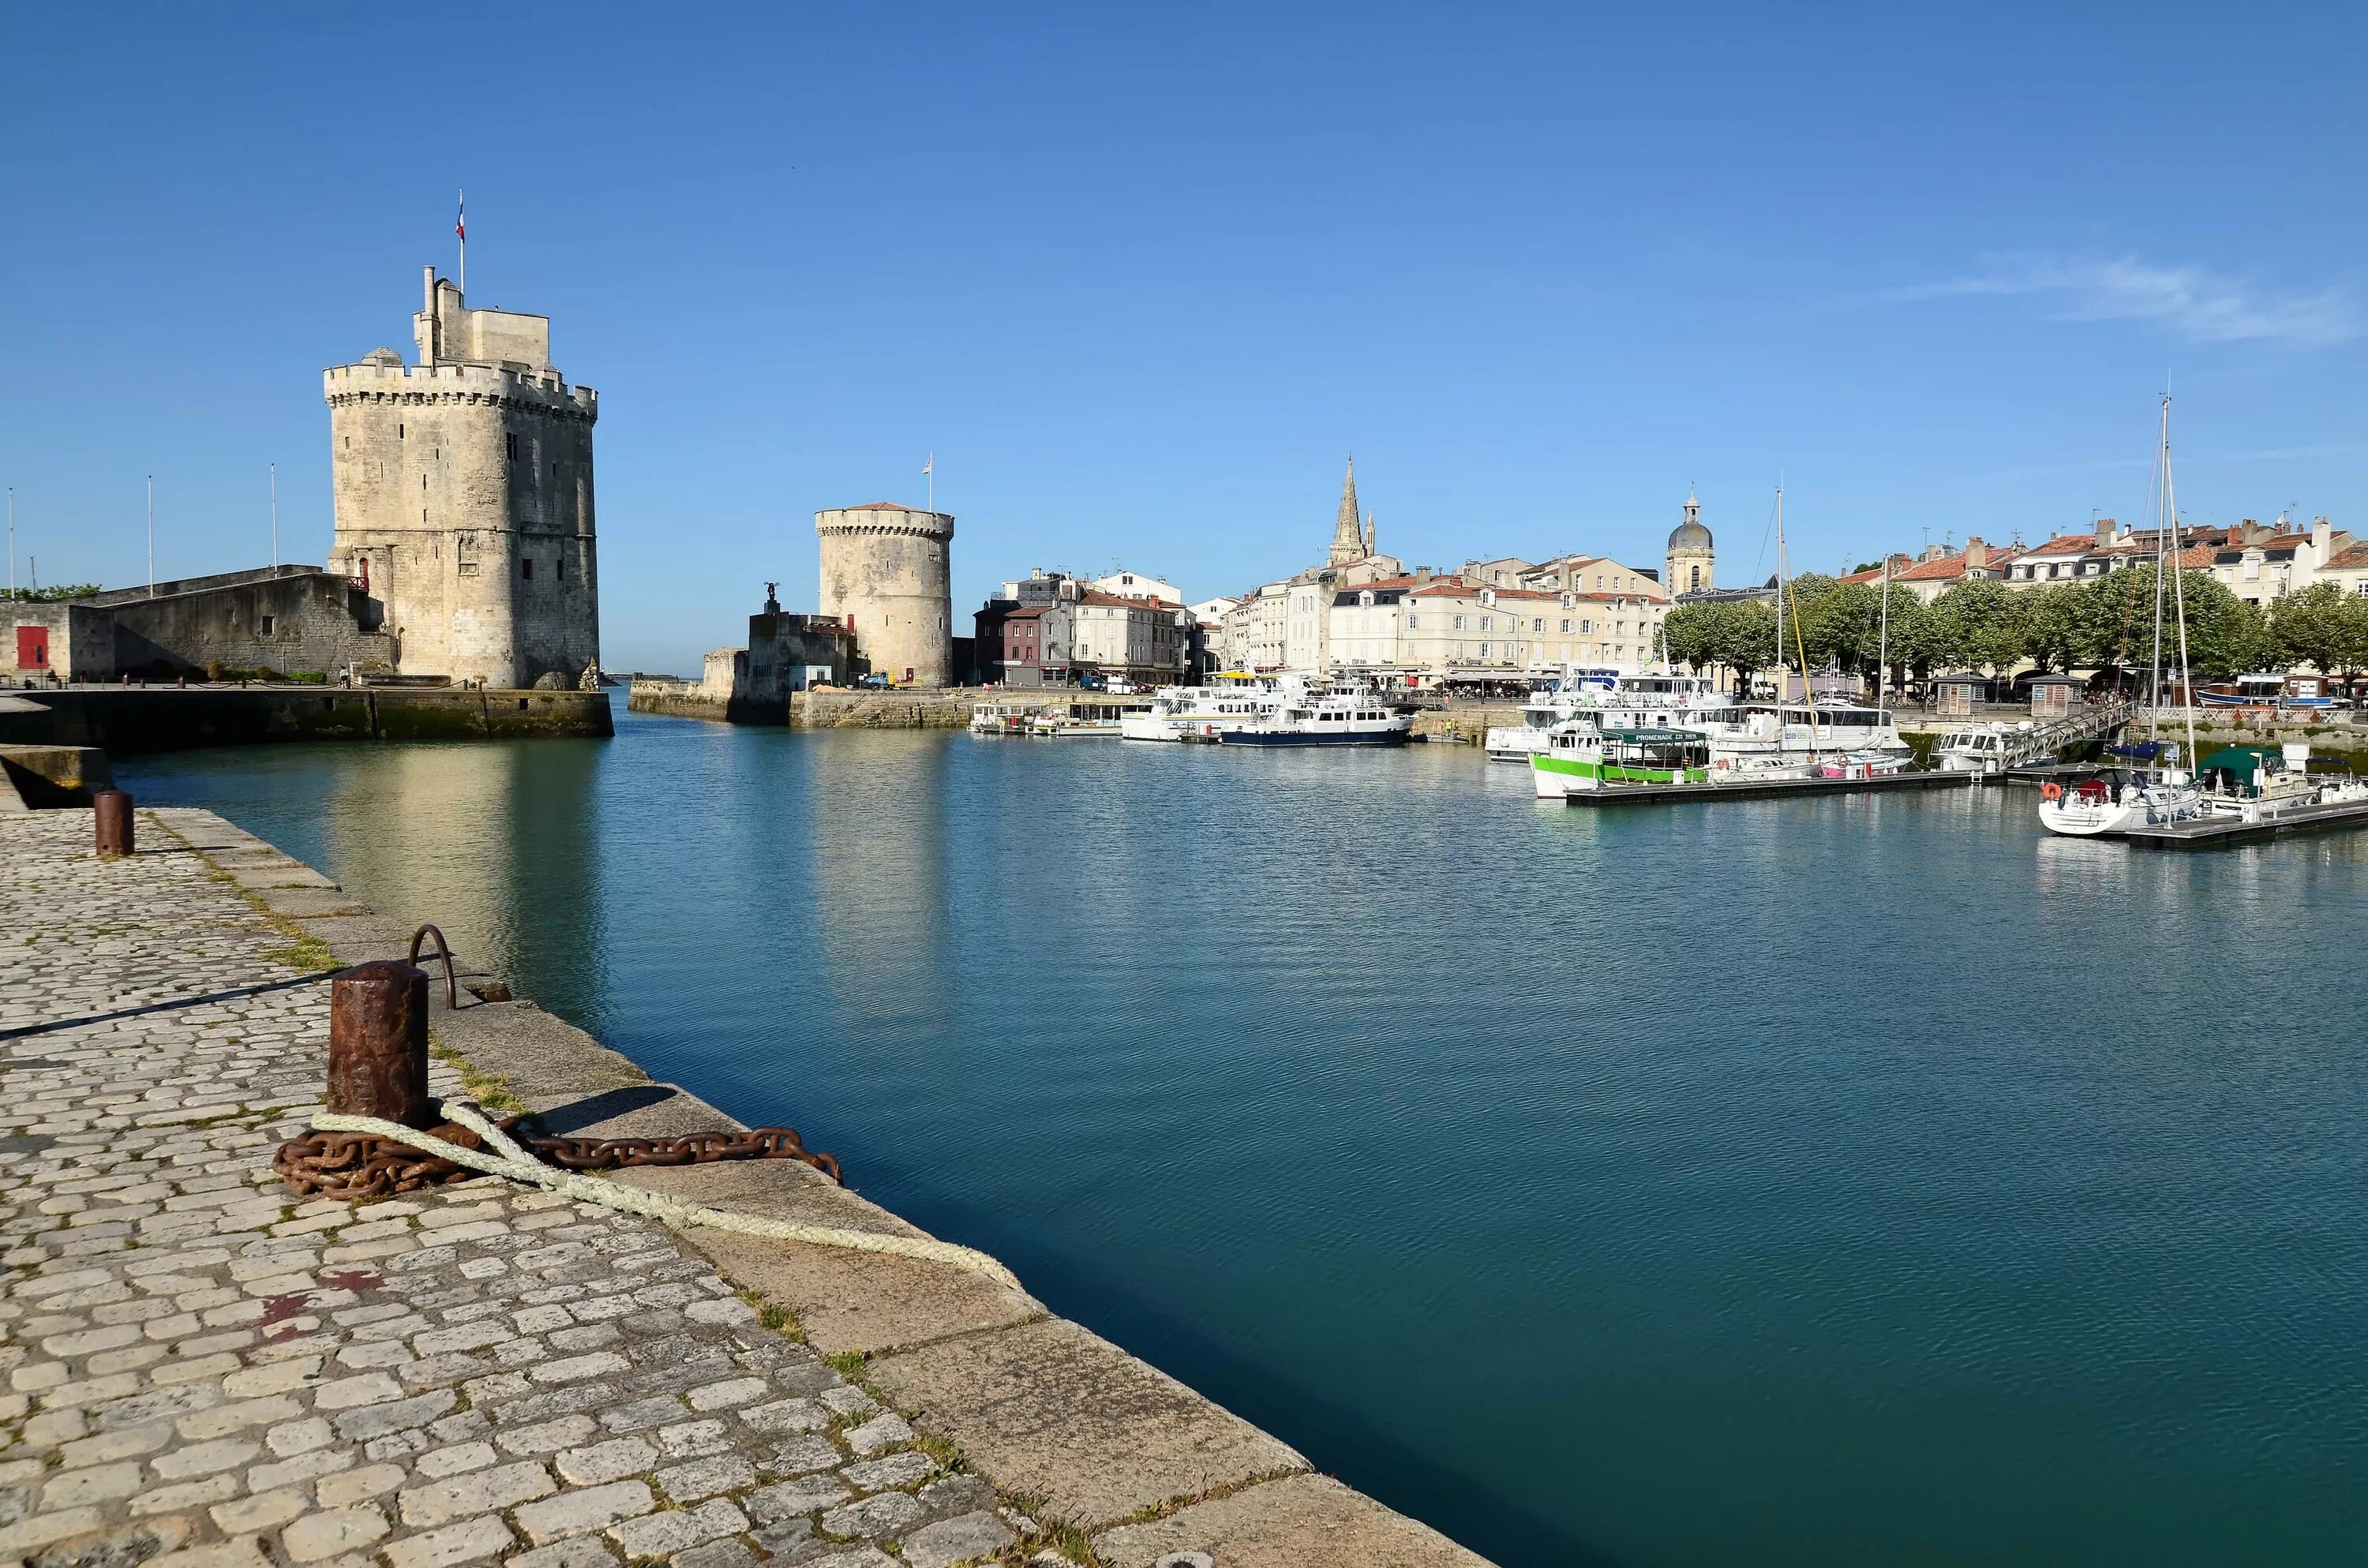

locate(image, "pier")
[[1561, 769, 1973, 806], [2115, 795, 2368, 849]]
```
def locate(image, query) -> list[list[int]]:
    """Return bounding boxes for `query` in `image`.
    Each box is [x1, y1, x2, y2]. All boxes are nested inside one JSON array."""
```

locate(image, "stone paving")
[[0, 812, 1038, 1568]]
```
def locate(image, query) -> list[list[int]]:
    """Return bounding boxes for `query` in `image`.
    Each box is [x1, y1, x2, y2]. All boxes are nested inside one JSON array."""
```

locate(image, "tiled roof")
[[1074, 590, 1170, 609], [1001, 606, 1047, 620], [1894, 556, 1969, 582], [2170, 544, 2217, 569], [1409, 582, 1560, 601], [2025, 533, 2097, 556], [2321, 541, 2368, 571]]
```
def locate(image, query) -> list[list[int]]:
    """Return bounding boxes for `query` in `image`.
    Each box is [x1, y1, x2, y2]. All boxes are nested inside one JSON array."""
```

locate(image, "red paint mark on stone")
[[258, 1292, 313, 1326], [317, 1269, 382, 1294]]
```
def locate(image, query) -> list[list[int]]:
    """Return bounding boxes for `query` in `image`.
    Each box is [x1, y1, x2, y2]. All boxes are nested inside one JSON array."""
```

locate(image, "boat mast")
[[2162, 393, 2199, 775], [2149, 401, 2168, 746], [1781, 485, 1790, 710], [1876, 554, 1890, 709]]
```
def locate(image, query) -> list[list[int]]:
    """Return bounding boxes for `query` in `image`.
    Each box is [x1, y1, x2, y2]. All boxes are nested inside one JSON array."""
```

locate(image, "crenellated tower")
[[324, 268, 600, 688]]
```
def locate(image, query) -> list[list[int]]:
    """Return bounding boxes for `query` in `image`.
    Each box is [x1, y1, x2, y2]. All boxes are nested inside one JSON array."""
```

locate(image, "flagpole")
[[926, 451, 934, 514], [457, 189, 465, 294], [147, 476, 155, 597], [269, 463, 279, 571]]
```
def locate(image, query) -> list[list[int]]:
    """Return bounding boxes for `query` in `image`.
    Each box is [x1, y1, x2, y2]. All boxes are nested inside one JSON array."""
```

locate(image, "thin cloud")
[[1888, 254, 2360, 348]]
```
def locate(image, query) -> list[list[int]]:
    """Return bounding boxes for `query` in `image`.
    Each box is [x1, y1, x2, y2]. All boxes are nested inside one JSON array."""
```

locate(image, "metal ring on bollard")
[[408, 924, 459, 1011]]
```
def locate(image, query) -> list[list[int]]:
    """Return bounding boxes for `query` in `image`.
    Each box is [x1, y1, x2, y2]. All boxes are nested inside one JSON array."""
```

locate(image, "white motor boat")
[[1221, 688, 1414, 747], [1028, 698, 1153, 736], [969, 700, 1038, 735], [1118, 680, 1288, 742], [1935, 723, 2018, 774]]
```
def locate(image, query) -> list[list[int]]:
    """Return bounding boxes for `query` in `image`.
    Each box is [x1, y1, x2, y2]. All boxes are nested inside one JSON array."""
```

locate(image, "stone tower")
[[1328, 458, 1366, 567], [1666, 489, 1714, 597], [816, 503, 954, 685], [324, 268, 599, 688]]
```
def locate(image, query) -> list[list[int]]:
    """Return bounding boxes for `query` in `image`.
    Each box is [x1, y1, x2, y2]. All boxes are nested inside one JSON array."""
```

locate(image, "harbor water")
[[118, 705, 2368, 1566]]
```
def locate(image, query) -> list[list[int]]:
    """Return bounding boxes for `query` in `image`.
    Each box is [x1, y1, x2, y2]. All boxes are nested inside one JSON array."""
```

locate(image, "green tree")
[[2269, 582, 2352, 675], [1928, 580, 2025, 674], [1797, 582, 1883, 674], [2019, 583, 2084, 672], [1662, 601, 1719, 673]]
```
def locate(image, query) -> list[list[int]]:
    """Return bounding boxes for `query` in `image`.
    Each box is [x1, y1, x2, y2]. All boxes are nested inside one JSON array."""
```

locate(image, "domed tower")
[[324, 268, 599, 688], [816, 503, 955, 685], [1666, 490, 1714, 597]]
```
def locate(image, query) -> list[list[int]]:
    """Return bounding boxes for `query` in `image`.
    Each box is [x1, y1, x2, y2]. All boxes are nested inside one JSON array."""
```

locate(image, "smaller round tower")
[[816, 503, 955, 686], [1666, 490, 1714, 597]]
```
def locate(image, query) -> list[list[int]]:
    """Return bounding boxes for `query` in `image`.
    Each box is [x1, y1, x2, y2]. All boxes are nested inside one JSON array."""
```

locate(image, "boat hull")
[[1219, 728, 1412, 747]]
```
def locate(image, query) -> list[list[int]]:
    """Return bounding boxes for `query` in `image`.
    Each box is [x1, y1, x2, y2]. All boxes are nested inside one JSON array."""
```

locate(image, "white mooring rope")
[[312, 1104, 1023, 1293]]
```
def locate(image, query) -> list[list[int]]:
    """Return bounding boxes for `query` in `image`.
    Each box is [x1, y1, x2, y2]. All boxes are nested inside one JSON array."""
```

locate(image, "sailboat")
[[2038, 396, 2205, 837]]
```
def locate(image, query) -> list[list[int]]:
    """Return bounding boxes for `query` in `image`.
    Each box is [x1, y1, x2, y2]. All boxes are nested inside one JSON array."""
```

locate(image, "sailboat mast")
[[1876, 555, 1891, 707], [2163, 395, 2199, 775], [2149, 399, 2168, 744], [1781, 488, 1790, 710]]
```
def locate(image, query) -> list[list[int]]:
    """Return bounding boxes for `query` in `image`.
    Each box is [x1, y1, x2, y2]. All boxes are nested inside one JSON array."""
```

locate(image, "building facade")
[[325, 268, 600, 689], [817, 503, 955, 686]]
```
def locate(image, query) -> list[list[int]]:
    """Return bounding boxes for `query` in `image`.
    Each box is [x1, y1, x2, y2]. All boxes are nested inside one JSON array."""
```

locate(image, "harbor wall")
[[0, 687, 612, 753]]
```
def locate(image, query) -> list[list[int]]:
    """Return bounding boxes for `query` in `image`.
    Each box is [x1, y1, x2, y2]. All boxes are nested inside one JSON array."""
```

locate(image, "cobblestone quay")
[[0, 809, 1488, 1568]]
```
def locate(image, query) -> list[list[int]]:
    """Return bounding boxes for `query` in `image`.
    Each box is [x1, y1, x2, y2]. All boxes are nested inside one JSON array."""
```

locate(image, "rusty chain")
[[275, 1108, 842, 1199]]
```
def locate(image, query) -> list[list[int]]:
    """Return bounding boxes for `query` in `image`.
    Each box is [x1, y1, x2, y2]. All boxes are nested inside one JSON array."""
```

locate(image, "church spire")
[[1329, 457, 1365, 566], [1364, 509, 1376, 557]]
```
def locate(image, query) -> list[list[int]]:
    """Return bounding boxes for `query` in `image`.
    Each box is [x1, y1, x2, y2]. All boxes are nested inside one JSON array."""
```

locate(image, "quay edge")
[[16, 802, 1493, 1568]]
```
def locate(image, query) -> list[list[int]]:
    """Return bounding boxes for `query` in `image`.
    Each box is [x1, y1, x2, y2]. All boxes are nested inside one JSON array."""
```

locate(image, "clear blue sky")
[[4, 2, 2362, 673]]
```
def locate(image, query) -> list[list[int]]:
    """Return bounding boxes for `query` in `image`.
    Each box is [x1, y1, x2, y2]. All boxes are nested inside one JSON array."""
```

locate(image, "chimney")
[[1414, 567, 1432, 584], [2313, 515, 2332, 557], [1965, 537, 1987, 570], [2094, 517, 2114, 548]]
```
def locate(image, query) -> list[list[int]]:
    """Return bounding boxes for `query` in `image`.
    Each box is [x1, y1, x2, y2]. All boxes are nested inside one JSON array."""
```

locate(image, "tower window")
[[259, 616, 275, 636], [522, 558, 534, 580], [507, 433, 518, 461], [556, 558, 566, 582], [398, 424, 404, 440]]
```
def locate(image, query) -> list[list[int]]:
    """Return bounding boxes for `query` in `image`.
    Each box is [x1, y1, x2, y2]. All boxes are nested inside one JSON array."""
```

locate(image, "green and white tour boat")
[[1531, 725, 1712, 798]]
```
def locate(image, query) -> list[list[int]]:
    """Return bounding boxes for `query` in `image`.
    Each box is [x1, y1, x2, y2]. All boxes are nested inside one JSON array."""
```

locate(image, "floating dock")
[[2115, 795, 2368, 849], [1561, 770, 1973, 806]]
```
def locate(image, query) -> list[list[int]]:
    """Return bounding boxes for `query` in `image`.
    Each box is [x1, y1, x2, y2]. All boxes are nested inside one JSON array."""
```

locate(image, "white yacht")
[[2038, 769, 2203, 836], [1935, 723, 2018, 775], [1685, 702, 1911, 770], [1220, 687, 1414, 747], [1482, 671, 1620, 762], [1118, 679, 1288, 742]]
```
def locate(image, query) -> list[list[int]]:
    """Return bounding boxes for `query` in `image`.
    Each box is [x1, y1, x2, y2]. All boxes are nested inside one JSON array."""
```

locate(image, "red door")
[[15, 626, 48, 671]]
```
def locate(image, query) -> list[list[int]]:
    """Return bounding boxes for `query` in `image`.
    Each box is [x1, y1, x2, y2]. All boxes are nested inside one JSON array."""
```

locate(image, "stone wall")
[[0, 687, 612, 752], [6, 570, 392, 683], [792, 689, 978, 729]]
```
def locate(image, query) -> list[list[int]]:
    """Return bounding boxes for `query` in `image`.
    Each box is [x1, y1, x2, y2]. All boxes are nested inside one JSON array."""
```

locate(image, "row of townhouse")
[[1842, 515, 2366, 606]]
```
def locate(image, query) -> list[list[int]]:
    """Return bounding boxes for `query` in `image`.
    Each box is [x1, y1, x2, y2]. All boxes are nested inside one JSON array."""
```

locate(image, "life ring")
[[2041, 782, 2063, 801]]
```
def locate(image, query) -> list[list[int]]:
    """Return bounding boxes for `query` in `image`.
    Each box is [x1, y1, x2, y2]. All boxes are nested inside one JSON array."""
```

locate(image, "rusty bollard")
[[93, 790, 136, 859], [327, 961, 433, 1130]]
